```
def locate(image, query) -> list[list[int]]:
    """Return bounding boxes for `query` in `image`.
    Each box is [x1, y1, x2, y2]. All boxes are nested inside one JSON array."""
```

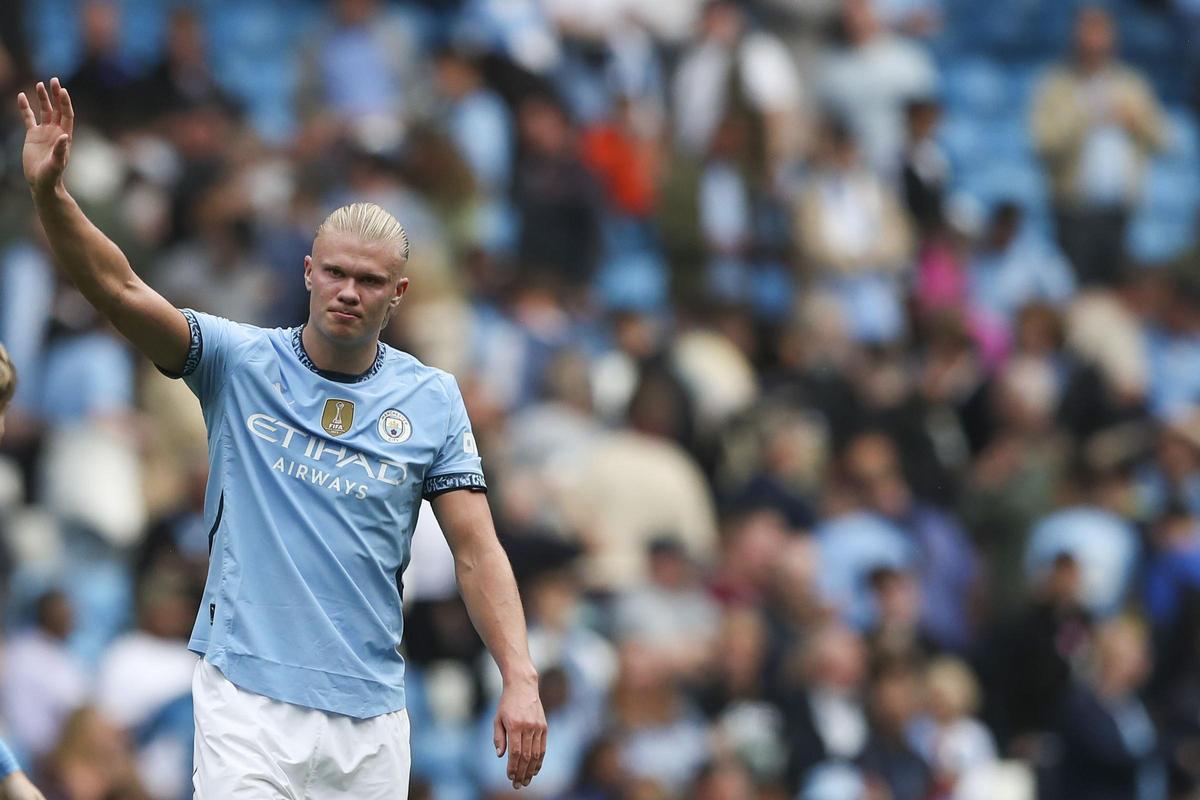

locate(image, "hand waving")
[[17, 77, 74, 195]]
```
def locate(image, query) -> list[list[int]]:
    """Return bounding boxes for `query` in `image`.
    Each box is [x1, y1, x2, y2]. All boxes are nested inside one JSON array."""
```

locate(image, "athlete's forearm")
[[29, 181, 190, 372], [456, 535, 538, 684], [434, 491, 538, 684], [31, 181, 139, 317]]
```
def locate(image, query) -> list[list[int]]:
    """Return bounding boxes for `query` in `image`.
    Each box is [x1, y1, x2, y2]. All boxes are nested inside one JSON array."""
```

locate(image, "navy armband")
[[423, 472, 487, 500]]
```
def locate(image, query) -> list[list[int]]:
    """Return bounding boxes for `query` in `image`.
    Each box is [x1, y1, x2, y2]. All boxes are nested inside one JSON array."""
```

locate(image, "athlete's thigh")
[[192, 659, 308, 799], [309, 708, 410, 800]]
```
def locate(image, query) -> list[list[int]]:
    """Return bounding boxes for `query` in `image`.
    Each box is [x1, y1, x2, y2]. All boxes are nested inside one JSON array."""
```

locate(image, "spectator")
[[296, 0, 422, 134], [779, 623, 870, 790], [859, 661, 933, 800], [1057, 617, 1165, 800], [610, 643, 711, 794], [512, 94, 603, 291], [1031, 5, 1166, 286], [901, 97, 950, 240], [819, 0, 937, 176], [137, 8, 235, 121], [794, 119, 913, 344], [672, 0, 805, 173], [842, 430, 980, 651], [62, 0, 137, 135], [985, 553, 1093, 748], [433, 47, 515, 196], [1, 591, 89, 761], [965, 202, 1076, 339], [909, 657, 998, 798], [612, 537, 720, 678]]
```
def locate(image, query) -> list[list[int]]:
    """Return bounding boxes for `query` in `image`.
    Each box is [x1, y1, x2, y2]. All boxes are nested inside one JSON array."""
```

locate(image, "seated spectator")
[[34, 706, 148, 800], [611, 642, 712, 794], [795, 119, 913, 343], [842, 431, 980, 651], [138, 7, 237, 120], [859, 661, 933, 800], [965, 202, 1076, 339], [909, 657, 998, 797], [780, 623, 870, 790], [296, 0, 421, 132], [1025, 499, 1139, 619], [1057, 617, 1163, 800], [814, 511, 915, 631], [1142, 503, 1200, 707], [901, 98, 950, 240], [63, 0, 138, 135], [95, 573, 197, 800], [1031, 5, 1166, 285], [1, 590, 89, 761], [612, 537, 721, 679], [984, 553, 1093, 749], [512, 94, 603, 291], [432, 47, 515, 196]]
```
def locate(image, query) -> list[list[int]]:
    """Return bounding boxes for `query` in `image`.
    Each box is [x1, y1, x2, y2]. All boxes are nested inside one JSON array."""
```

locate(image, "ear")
[[304, 255, 313, 291], [392, 276, 410, 306]]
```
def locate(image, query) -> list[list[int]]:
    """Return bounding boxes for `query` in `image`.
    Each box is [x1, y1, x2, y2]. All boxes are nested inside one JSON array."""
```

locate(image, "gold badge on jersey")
[[321, 398, 355, 437]]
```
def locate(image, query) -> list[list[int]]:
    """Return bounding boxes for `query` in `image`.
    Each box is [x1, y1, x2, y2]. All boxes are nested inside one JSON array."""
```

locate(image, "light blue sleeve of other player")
[[422, 374, 487, 500], [0, 737, 20, 777]]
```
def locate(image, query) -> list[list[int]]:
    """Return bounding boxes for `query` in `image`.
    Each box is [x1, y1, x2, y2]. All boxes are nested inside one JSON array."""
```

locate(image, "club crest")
[[378, 409, 412, 443], [321, 398, 355, 437]]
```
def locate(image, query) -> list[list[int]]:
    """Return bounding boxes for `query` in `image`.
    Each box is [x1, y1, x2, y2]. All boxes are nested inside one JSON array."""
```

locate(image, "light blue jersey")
[[166, 309, 486, 718]]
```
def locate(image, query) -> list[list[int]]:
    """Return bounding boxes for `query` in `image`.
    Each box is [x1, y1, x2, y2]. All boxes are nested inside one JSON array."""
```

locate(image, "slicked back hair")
[[315, 202, 410, 271]]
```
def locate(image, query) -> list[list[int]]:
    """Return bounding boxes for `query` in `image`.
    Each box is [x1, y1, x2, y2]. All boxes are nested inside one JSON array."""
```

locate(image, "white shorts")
[[192, 659, 410, 799]]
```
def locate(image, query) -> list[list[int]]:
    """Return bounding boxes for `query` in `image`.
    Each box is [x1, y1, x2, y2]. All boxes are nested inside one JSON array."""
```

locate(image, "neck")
[[301, 324, 378, 375]]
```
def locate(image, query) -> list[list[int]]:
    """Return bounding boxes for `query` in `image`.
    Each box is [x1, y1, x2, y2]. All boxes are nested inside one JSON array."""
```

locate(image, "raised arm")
[[431, 489, 547, 790], [18, 78, 190, 373]]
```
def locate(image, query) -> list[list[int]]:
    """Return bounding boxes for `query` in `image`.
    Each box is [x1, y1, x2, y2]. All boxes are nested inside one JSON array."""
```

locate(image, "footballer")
[[18, 78, 547, 798]]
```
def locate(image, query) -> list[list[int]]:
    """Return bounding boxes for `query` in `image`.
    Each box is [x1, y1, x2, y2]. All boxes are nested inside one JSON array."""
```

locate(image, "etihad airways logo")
[[246, 413, 408, 501]]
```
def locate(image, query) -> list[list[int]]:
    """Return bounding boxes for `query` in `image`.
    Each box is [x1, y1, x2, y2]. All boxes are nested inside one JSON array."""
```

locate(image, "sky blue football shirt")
[[167, 309, 486, 718]]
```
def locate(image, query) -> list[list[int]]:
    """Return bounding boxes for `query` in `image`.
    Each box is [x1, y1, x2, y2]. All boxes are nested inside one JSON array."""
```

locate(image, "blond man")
[[18, 78, 545, 798]]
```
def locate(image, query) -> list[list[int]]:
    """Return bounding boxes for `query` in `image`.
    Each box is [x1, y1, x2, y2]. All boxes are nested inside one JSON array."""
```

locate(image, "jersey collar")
[[290, 326, 386, 384]]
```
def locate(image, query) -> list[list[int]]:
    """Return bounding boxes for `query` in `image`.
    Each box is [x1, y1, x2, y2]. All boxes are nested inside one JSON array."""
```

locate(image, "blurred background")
[[0, 0, 1199, 798]]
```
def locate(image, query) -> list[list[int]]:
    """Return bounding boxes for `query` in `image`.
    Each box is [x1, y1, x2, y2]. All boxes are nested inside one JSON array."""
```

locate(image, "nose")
[[336, 281, 361, 306]]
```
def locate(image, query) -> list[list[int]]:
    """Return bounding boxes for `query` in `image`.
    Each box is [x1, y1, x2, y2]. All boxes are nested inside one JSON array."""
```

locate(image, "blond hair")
[[315, 202, 410, 268], [0, 343, 15, 412], [926, 656, 981, 717]]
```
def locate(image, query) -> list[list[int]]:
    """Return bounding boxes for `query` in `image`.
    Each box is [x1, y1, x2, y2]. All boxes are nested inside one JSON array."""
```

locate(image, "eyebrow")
[[322, 262, 390, 281]]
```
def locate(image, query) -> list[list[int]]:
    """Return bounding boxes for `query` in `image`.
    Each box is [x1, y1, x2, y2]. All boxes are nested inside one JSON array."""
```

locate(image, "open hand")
[[17, 77, 74, 195], [493, 676, 547, 790]]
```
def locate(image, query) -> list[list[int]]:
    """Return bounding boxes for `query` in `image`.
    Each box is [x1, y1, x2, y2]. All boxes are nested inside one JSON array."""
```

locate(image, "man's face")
[[1076, 9, 1115, 66], [304, 230, 408, 347]]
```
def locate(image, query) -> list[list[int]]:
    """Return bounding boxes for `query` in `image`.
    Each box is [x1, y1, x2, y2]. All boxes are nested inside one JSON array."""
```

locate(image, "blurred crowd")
[[1, 0, 1200, 798]]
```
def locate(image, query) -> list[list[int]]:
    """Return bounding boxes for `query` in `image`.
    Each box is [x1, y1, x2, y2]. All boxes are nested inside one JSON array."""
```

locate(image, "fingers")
[[531, 726, 546, 780], [49, 77, 61, 126], [493, 715, 506, 758], [16, 92, 35, 129], [509, 726, 534, 788], [52, 134, 69, 169], [58, 84, 74, 135], [35, 81, 52, 125]]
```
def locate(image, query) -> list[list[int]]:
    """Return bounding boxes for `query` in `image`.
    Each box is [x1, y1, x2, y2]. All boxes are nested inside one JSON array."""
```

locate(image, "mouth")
[[329, 309, 361, 321]]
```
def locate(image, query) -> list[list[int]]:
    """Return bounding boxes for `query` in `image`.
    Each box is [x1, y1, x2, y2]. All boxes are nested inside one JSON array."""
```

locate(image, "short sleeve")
[[423, 374, 487, 500], [0, 737, 19, 778], [156, 309, 252, 405]]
